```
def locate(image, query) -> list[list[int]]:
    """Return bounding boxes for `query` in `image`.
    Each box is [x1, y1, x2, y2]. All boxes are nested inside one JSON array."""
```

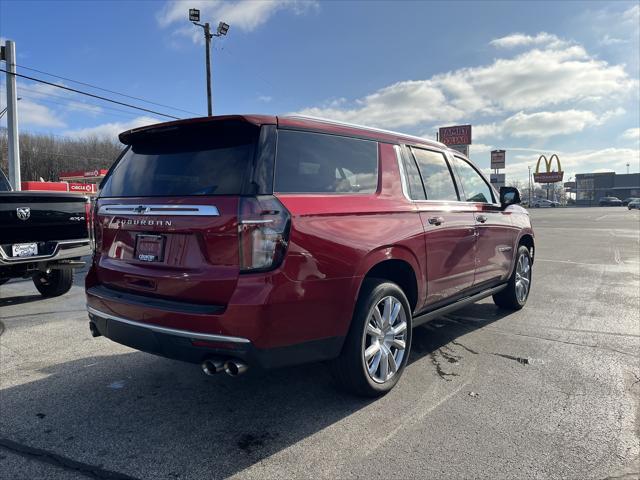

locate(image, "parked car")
[[531, 198, 559, 208], [622, 197, 640, 206], [628, 199, 640, 210], [599, 196, 623, 206], [86, 115, 534, 397], [0, 170, 91, 295]]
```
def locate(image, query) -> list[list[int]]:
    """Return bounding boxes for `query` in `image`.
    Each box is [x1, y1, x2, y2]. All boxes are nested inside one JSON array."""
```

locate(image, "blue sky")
[[1, 0, 638, 182]]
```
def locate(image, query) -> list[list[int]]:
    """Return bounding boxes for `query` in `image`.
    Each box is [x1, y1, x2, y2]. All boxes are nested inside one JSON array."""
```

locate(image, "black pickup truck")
[[0, 170, 91, 297]]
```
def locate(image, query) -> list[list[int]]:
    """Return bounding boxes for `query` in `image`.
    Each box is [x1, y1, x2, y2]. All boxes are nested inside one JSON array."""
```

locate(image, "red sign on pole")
[[439, 125, 472, 146]]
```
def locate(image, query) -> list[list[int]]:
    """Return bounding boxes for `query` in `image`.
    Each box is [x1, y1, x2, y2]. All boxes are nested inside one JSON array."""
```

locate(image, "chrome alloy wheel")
[[515, 252, 531, 303], [362, 296, 408, 384]]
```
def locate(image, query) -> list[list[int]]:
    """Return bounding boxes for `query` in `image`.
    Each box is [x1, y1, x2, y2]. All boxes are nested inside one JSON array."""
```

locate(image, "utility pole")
[[1, 40, 21, 190], [189, 9, 229, 116]]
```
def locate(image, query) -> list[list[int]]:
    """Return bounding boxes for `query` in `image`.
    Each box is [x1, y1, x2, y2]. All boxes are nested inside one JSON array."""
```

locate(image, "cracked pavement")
[[1, 207, 639, 479]]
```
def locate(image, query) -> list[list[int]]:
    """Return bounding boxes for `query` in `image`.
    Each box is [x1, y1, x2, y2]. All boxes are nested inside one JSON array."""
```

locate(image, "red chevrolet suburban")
[[86, 115, 534, 396]]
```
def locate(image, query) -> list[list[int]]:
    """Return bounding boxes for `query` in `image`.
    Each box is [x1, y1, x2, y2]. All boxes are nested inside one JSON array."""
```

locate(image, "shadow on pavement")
[[0, 294, 45, 308], [0, 301, 512, 479]]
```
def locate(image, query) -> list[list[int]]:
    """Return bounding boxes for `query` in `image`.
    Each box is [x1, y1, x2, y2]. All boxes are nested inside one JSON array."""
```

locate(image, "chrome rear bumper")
[[0, 239, 91, 266]]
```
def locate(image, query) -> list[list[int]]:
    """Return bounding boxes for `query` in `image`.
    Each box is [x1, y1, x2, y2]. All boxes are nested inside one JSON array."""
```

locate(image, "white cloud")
[[473, 123, 502, 141], [294, 37, 635, 130], [469, 143, 493, 155], [258, 95, 272, 103], [622, 4, 639, 25], [63, 116, 161, 141], [621, 128, 640, 141], [17, 100, 66, 128], [296, 80, 464, 128], [600, 34, 628, 46], [157, 0, 317, 43], [475, 108, 625, 139], [489, 32, 569, 50]]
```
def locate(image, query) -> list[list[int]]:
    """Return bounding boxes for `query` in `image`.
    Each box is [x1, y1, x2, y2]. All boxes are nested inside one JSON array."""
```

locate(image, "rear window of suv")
[[100, 121, 259, 197], [275, 130, 378, 194]]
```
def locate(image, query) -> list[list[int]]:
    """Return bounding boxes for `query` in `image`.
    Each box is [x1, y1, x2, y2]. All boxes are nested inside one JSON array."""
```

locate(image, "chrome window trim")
[[87, 306, 251, 344], [98, 204, 220, 216], [394, 145, 413, 202]]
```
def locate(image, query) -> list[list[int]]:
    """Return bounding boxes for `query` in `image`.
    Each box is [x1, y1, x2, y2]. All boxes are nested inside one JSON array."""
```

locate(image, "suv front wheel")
[[331, 279, 412, 397], [493, 245, 532, 310]]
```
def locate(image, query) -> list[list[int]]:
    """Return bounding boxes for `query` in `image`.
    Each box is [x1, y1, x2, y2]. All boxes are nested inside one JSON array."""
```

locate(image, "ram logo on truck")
[[16, 207, 31, 221]]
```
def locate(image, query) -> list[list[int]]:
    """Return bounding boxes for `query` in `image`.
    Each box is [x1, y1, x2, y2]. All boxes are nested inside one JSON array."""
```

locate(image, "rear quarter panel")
[[275, 142, 425, 339]]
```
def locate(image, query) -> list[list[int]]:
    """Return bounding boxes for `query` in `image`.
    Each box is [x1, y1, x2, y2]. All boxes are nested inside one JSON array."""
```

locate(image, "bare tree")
[[0, 128, 121, 182]]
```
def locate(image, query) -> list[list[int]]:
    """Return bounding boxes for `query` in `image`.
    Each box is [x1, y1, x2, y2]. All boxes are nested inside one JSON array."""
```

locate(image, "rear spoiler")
[[118, 114, 277, 145]]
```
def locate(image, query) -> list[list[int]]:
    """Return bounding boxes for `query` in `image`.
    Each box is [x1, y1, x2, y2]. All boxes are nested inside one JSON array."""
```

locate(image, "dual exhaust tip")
[[201, 359, 248, 377]]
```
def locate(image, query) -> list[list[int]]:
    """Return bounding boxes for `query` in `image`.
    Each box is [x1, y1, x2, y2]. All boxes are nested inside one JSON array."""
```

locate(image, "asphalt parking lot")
[[1, 207, 638, 480]]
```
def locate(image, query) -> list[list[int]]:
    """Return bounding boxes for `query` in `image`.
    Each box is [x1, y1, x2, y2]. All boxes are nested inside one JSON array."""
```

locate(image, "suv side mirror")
[[499, 186, 521, 209]]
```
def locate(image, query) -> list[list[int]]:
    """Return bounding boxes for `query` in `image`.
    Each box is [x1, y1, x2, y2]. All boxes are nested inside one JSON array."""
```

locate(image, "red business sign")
[[534, 172, 564, 183], [439, 125, 472, 146], [59, 169, 108, 180], [69, 183, 97, 193]]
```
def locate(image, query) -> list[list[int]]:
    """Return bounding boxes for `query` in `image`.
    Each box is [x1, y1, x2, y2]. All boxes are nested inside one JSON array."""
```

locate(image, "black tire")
[[33, 269, 74, 298], [493, 245, 532, 310], [330, 279, 412, 397]]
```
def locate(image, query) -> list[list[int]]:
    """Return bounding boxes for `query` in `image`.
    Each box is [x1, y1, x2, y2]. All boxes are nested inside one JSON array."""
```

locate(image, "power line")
[[5, 82, 161, 119], [15, 89, 162, 121], [0, 69, 181, 120], [15, 63, 203, 117]]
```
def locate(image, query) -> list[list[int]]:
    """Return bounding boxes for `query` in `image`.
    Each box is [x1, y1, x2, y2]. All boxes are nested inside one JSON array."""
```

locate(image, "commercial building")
[[575, 172, 640, 206]]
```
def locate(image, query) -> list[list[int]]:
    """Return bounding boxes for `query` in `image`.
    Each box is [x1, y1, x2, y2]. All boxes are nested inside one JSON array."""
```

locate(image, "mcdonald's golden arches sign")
[[533, 154, 564, 183]]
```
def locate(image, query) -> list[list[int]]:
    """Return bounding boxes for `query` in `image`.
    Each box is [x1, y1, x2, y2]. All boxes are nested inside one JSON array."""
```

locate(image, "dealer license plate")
[[12, 243, 38, 257]]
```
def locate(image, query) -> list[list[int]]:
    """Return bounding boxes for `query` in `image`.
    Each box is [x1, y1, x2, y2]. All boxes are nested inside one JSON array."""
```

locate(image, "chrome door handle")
[[428, 216, 445, 226], [476, 215, 488, 223]]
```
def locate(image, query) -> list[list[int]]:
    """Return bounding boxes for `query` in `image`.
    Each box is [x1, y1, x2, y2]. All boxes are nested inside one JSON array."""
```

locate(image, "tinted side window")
[[451, 156, 494, 204], [400, 146, 426, 200], [275, 130, 378, 193], [411, 147, 458, 201]]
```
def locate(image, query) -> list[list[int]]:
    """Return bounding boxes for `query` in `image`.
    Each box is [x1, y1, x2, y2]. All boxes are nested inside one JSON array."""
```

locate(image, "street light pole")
[[189, 9, 229, 117], [204, 22, 213, 116], [1, 40, 21, 191]]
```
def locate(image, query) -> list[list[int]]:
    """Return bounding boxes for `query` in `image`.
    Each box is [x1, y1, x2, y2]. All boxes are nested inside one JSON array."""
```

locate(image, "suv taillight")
[[84, 200, 94, 250], [238, 196, 290, 273], [91, 201, 100, 253]]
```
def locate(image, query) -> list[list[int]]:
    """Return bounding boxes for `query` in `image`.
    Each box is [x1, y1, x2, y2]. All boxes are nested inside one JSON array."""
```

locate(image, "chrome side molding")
[[98, 204, 220, 216], [87, 306, 251, 344]]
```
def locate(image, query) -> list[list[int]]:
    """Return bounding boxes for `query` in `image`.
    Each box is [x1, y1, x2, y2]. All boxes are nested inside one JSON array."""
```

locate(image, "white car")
[[531, 199, 560, 208], [628, 199, 640, 210]]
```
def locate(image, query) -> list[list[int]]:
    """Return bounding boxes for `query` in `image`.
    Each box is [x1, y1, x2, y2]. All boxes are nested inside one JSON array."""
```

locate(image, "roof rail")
[[282, 115, 447, 149]]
